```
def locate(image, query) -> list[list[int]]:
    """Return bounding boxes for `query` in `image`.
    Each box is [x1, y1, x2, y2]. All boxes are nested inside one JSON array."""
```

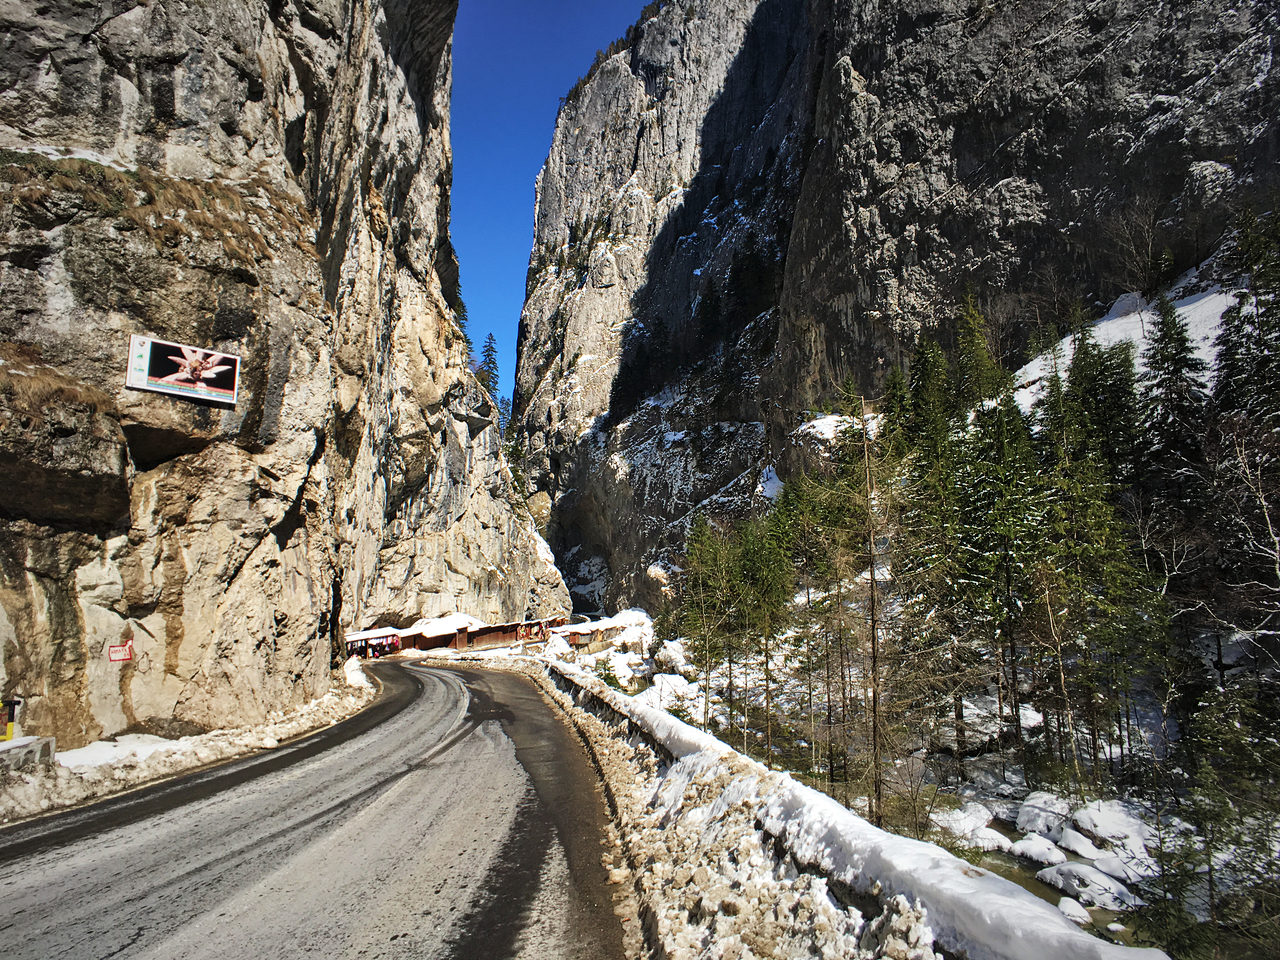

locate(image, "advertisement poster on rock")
[[125, 334, 241, 405]]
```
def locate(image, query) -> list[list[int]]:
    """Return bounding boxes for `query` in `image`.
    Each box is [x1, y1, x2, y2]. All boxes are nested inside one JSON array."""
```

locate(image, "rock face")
[[0, 0, 567, 748], [514, 0, 1279, 612]]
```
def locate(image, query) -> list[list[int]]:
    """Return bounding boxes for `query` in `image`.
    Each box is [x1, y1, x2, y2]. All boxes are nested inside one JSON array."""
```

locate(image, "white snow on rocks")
[[1010, 832, 1068, 866], [931, 802, 1013, 852], [1004, 791, 1155, 905], [1059, 897, 1094, 926], [1073, 800, 1152, 858], [632, 672, 702, 717], [1037, 863, 1142, 912], [653, 637, 698, 679], [794, 415, 854, 443], [1016, 790, 1072, 840], [1058, 827, 1107, 860], [755, 464, 784, 500]]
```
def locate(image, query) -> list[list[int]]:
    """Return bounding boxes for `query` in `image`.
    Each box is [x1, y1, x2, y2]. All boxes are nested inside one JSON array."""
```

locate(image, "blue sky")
[[451, 0, 644, 400]]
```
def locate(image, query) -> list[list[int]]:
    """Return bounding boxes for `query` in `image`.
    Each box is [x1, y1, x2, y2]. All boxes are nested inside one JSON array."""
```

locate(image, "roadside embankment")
[[431, 649, 1169, 960], [0, 662, 376, 825]]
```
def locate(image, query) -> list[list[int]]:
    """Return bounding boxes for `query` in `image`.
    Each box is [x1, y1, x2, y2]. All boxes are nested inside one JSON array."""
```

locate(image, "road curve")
[[0, 662, 626, 960]]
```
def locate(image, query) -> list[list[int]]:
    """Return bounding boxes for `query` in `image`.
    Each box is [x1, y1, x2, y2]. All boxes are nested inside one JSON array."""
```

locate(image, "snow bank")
[[548, 663, 1168, 960], [1, 670, 376, 824], [553, 662, 731, 761], [344, 655, 374, 690], [57, 734, 185, 771]]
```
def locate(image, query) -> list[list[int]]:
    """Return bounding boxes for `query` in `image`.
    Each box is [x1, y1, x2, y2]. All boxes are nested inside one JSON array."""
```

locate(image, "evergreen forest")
[[665, 215, 1280, 959]]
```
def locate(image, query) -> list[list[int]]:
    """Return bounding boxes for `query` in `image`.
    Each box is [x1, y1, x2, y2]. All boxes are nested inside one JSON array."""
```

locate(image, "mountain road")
[[0, 662, 626, 960]]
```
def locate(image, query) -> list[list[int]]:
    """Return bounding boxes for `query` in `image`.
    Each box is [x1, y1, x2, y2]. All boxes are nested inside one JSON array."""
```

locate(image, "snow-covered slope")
[[1013, 279, 1236, 414]]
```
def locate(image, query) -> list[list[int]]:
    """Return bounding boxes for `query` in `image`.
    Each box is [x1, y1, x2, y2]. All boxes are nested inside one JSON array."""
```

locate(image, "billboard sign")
[[125, 334, 240, 405]]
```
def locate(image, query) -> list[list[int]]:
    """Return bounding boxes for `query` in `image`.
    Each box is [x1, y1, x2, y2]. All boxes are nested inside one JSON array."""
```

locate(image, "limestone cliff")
[[0, 0, 567, 748], [514, 0, 1279, 612]]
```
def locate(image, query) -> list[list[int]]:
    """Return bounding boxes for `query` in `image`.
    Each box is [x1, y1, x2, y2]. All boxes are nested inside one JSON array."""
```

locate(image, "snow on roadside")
[[440, 610, 1160, 955], [539, 661, 1169, 960], [456, 607, 1161, 948], [531, 662, 939, 960], [345, 655, 374, 689], [55, 734, 186, 771], [0, 671, 376, 824]]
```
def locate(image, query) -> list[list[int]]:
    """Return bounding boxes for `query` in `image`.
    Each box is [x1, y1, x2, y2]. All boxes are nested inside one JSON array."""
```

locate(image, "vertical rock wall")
[[514, 0, 1279, 612], [0, 0, 567, 748], [514, 0, 822, 611]]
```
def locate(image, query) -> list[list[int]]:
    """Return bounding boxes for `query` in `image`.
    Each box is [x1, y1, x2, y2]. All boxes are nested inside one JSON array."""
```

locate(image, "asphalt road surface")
[[0, 662, 626, 960]]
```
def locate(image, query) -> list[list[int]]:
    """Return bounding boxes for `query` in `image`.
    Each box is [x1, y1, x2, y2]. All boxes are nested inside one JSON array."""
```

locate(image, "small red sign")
[[108, 640, 133, 663]]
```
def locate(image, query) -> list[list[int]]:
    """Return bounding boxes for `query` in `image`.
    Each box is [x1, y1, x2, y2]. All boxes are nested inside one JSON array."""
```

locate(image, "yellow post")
[[2, 701, 15, 741]]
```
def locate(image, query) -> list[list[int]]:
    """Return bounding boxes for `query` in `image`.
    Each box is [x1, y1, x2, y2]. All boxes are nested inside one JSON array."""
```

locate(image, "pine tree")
[[735, 514, 792, 765], [1030, 446, 1163, 793], [1034, 345, 1087, 470], [955, 296, 1007, 409], [1215, 210, 1280, 432], [1138, 294, 1209, 502], [1064, 327, 1139, 487], [477, 333, 500, 393], [880, 364, 912, 457], [679, 515, 736, 731], [961, 392, 1045, 756], [895, 382, 971, 784], [1209, 212, 1280, 657], [497, 396, 513, 438]]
